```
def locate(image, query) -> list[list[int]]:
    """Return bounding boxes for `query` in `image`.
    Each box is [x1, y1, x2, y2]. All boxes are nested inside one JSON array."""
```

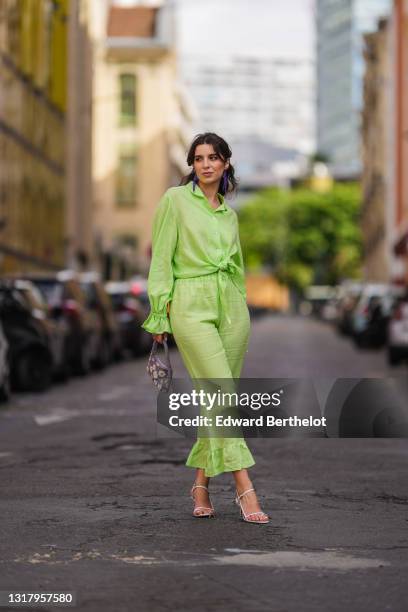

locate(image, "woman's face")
[[193, 144, 229, 188]]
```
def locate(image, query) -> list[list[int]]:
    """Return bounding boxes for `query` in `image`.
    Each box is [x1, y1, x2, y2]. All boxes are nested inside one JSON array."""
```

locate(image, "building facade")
[[66, 0, 94, 271], [392, 0, 408, 282], [360, 20, 391, 281], [0, 0, 93, 274], [360, 0, 408, 285], [0, 0, 68, 272], [316, 0, 391, 179], [90, 2, 194, 278]]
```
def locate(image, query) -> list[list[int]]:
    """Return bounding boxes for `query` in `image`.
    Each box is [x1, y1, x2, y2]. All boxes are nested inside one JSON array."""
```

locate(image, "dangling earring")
[[192, 172, 199, 192], [222, 170, 228, 194]]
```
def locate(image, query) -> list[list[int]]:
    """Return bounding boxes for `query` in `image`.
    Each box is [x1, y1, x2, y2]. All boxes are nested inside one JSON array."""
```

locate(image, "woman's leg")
[[173, 316, 255, 478], [232, 468, 268, 521], [170, 275, 255, 479], [191, 468, 211, 517], [194, 468, 209, 487], [218, 282, 268, 522]]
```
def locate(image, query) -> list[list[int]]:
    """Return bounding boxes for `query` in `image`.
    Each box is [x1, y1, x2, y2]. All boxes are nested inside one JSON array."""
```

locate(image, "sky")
[[175, 0, 316, 60], [111, 0, 316, 60]]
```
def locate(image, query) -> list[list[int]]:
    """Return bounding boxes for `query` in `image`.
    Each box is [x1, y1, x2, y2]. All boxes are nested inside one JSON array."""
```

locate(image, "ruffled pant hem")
[[185, 438, 255, 478]]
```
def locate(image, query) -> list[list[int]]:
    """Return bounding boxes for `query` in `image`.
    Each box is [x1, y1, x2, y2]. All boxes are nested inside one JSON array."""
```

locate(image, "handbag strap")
[[149, 337, 171, 368]]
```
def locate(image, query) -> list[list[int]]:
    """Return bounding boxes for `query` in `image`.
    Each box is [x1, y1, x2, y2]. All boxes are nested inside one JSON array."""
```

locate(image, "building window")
[[116, 145, 137, 207], [119, 73, 136, 126]]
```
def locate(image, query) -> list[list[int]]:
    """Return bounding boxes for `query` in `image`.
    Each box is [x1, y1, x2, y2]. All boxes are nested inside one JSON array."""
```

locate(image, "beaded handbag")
[[146, 337, 172, 392]]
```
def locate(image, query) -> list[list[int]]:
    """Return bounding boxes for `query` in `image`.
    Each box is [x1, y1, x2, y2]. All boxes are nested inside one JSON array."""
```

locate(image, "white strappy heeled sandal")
[[190, 484, 215, 518], [234, 487, 269, 524]]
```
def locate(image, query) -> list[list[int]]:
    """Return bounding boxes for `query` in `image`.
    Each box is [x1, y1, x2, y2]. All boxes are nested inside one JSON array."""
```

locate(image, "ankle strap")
[[237, 487, 254, 500], [192, 484, 209, 492]]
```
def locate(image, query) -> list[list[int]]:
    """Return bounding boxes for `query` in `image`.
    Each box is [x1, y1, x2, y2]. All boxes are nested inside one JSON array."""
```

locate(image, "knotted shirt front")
[[141, 181, 247, 334]]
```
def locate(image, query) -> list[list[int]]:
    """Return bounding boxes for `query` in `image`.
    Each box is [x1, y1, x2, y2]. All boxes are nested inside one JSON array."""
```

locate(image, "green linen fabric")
[[142, 181, 255, 477], [141, 181, 247, 335], [168, 272, 255, 477]]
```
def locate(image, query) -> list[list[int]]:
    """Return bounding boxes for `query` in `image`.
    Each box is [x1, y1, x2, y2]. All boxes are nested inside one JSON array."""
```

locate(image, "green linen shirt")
[[141, 180, 247, 335]]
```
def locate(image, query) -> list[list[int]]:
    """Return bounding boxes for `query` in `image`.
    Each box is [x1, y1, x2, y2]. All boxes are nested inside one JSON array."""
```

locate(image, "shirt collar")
[[188, 180, 227, 212]]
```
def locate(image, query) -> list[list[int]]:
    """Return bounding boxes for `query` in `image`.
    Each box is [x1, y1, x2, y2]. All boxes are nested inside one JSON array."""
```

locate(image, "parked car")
[[0, 321, 10, 402], [129, 275, 149, 309], [14, 279, 71, 380], [335, 282, 362, 336], [320, 298, 339, 323], [387, 291, 408, 365], [304, 285, 338, 320], [80, 272, 123, 366], [0, 281, 54, 391], [351, 284, 392, 348], [353, 294, 397, 349], [105, 281, 151, 356], [17, 271, 102, 376]]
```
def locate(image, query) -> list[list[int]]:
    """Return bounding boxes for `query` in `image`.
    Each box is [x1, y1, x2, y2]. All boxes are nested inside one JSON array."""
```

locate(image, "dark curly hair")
[[179, 132, 238, 196]]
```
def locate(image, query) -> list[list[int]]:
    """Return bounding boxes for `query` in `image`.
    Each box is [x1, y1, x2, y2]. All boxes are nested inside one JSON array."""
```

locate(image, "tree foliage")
[[238, 183, 362, 291]]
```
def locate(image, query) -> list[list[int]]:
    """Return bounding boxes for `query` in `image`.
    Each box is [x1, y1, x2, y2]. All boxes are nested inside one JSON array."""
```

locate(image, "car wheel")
[[93, 336, 111, 370], [73, 339, 92, 376], [387, 347, 401, 366], [0, 372, 11, 403], [54, 363, 69, 382], [130, 329, 143, 358], [16, 349, 52, 392], [113, 338, 125, 362], [54, 345, 71, 382], [353, 333, 367, 349]]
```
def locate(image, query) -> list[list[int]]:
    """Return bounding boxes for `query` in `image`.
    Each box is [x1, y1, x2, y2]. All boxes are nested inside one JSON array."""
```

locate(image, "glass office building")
[[316, 0, 391, 178]]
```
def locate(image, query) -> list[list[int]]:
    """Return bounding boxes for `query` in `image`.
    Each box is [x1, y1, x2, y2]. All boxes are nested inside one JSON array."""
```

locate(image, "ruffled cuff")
[[141, 311, 172, 335]]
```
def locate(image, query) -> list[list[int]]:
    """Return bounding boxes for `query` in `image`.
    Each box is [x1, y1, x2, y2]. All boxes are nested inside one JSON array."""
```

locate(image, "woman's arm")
[[141, 192, 178, 338]]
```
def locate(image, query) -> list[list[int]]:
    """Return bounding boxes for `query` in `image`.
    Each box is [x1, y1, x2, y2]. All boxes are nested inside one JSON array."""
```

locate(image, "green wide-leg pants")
[[169, 272, 255, 478]]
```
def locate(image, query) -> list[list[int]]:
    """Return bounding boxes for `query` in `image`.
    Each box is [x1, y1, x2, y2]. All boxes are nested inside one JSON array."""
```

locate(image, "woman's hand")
[[153, 333, 167, 344]]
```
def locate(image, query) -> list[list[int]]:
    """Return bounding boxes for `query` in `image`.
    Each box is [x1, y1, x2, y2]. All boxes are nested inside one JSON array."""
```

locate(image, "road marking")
[[98, 386, 133, 402], [33, 407, 137, 426], [34, 408, 76, 426], [10, 549, 390, 571], [215, 550, 389, 570]]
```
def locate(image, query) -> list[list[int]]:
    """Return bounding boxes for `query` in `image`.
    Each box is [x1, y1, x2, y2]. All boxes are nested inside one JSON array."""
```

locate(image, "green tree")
[[238, 183, 362, 292]]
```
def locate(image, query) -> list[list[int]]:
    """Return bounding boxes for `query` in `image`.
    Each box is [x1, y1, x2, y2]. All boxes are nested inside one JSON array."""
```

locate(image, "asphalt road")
[[0, 314, 407, 612]]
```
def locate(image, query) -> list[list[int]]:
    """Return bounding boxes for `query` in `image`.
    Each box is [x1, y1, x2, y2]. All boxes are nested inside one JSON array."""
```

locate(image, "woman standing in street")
[[142, 133, 269, 524]]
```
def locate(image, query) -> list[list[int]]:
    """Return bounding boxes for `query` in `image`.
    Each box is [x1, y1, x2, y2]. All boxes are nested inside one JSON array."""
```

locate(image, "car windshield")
[[25, 285, 47, 309], [80, 282, 96, 307], [65, 280, 86, 305], [109, 293, 126, 310], [32, 280, 63, 306]]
